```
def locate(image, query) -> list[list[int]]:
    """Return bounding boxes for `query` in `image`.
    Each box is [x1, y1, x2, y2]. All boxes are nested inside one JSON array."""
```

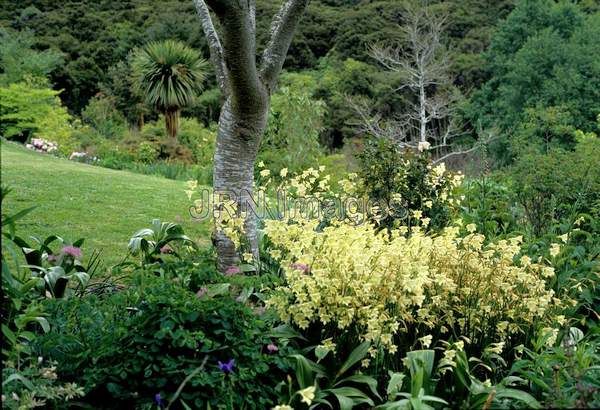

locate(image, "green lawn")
[[1, 141, 210, 266]]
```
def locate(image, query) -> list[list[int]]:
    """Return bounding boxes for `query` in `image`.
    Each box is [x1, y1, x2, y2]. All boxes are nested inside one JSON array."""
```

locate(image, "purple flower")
[[47, 254, 58, 263], [218, 359, 235, 373], [159, 245, 173, 254], [290, 263, 309, 273], [154, 393, 164, 407], [62, 246, 82, 259], [196, 287, 208, 298], [224, 266, 241, 276], [267, 343, 279, 353]]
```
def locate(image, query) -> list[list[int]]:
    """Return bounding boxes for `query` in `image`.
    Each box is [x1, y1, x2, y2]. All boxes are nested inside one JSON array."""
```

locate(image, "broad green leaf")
[[337, 341, 370, 377]]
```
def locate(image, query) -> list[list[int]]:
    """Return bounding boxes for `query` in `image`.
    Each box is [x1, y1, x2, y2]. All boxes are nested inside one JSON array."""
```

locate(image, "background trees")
[[466, 0, 600, 162]]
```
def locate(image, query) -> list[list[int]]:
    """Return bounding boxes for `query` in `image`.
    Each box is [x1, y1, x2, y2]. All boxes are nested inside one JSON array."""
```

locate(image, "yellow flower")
[[558, 233, 569, 243], [258, 161, 265, 168], [466, 223, 477, 233], [549, 243, 561, 257], [272, 406, 294, 410], [242, 252, 253, 262], [485, 342, 504, 355], [280, 168, 288, 178], [297, 386, 316, 405], [260, 169, 271, 177]]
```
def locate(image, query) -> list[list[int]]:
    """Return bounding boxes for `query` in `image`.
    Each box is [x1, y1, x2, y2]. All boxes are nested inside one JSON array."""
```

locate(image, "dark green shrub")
[[356, 137, 462, 231], [508, 134, 600, 236], [37, 274, 293, 409]]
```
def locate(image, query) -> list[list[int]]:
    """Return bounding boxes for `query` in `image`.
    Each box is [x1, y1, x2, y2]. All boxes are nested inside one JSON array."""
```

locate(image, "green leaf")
[[1, 205, 37, 228], [315, 345, 331, 362], [269, 324, 308, 341], [327, 387, 374, 409], [35, 316, 50, 333], [495, 387, 542, 409], [335, 374, 380, 399], [292, 354, 321, 389], [2, 324, 16, 346], [2, 373, 34, 390], [337, 341, 370, 378], [386, 372, 405, 399]]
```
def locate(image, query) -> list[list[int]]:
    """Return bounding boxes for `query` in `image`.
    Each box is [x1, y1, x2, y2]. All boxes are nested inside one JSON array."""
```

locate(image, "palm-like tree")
[[132, 40, 207, 138]]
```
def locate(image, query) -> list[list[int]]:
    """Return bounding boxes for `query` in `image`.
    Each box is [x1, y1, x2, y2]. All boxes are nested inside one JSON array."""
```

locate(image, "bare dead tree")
[[368, 2, 463, 152], [192, 0, 309, 271]]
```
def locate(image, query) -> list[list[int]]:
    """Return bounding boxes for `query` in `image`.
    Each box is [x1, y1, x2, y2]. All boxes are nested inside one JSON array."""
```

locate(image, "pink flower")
[[224, 266, 241, 276], [290, 263, 309, 273], [196, 287, 208, 298], [47, 254, 58, 263], [266, 343, 278, 353], [62, 246, 81, 259], [160, 245, 173, 254]]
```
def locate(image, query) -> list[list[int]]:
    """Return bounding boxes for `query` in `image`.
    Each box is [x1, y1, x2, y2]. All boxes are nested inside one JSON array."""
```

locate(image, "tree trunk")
[[138, 112, 145, 131], [165, 108, 180, 138], [419, 80, 427, 143], [194, 0, 309, 272], [212, 98, 268, 271]]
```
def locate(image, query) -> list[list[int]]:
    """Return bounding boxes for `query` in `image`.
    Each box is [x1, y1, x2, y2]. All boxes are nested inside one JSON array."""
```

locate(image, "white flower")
[[549, 243, 561, 257], [297, 386, 316, 405], [417, 141, 431, 152], [272, 406, 294, 410], [260, 169, 271, 177], [419, 335, 433, 348], [280, 168, 288, 178], [466, 223, 477, 233], [258, 161, 265, 168]]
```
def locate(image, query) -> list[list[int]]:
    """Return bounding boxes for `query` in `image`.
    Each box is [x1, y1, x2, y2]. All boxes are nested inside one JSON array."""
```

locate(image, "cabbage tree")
[[132, 40, 207, 138]]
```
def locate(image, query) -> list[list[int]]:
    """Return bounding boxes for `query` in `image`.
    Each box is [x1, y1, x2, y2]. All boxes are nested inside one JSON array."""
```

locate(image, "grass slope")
[[1, 142, 210, 266]]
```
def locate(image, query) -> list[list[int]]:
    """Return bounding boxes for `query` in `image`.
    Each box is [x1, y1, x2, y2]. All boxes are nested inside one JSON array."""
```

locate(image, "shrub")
[[258, 81, 325, 177], [81, 94, 127, 140], [37, 274, 295, 409], [136, 141, 158, 164], [356, 137, 463, 230], [511, 326, 600, 408], [0, 80, 76, 155], [508, 131, 600, 236]]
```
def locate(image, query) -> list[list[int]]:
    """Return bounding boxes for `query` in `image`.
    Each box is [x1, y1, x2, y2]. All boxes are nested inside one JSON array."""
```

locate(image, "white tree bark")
[[193, 0, 309, 271], [369, 3, 457, 151]]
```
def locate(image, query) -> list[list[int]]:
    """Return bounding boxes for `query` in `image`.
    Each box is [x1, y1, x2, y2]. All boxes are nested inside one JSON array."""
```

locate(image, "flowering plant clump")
[[25, 137, 59, 154], [265, 214, 563, 354]]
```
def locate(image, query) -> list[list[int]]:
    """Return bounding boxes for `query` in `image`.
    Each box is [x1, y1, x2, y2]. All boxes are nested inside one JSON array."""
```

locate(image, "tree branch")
[[432, 132, 498, 165], [193, 0, 228, 94], [260, 0, 310, 91], [202, 0, 265, 117]]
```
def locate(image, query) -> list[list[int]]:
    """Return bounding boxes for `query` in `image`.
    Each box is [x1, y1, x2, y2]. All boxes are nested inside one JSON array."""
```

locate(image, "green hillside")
[[0, 142, 210, 265]]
